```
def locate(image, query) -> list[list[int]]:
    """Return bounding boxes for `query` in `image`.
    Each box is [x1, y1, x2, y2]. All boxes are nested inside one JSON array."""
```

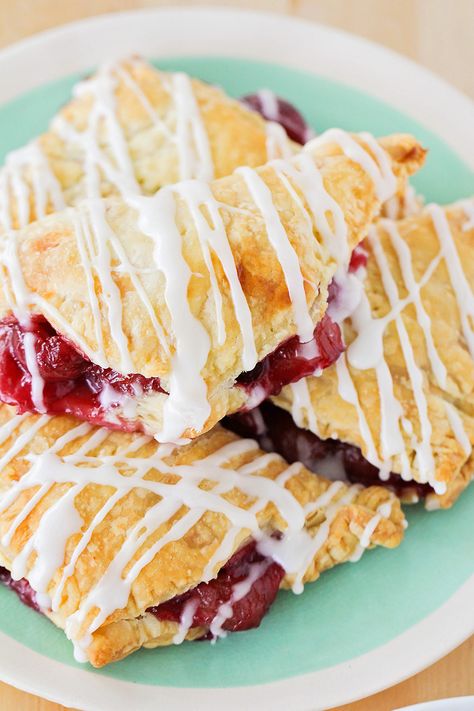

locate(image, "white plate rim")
[[0, 576, 472, 711], [0, 7, 472, 709]]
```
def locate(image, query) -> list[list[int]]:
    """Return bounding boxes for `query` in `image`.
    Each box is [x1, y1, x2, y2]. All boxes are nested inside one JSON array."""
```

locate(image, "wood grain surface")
[[0, 1, 472, 709]]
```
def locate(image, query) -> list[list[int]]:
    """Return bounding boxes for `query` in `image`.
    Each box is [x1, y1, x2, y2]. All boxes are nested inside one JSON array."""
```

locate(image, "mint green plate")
[[0, 50, 473, 695]]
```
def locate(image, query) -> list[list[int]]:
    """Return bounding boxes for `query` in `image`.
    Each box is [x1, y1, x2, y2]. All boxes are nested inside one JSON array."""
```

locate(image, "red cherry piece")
[[0, 567, 40, 612], [241, 91, 313, 144], [349, 242, 369, 273], [237, 314, 344, 405], [0, 316, 163, 426], [150, 541, 284, 634], [36, 335, 87, 381]]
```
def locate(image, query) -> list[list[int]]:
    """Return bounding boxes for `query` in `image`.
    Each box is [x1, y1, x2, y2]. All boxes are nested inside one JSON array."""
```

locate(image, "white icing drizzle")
[[364, 228, 435, 486], [1, 79, 399, 443], [382, 219, 447, 388], [348, 246, 443, 371], [428, 203, 474, 358], [0, 60, 220, 377], [336, 265, 408, 475], [0, 414, 388, 658], [22, 332, 46, 413], [51, 61, 213, 190], [306, 480, 345, 510], [385, 184, 423, 220], [257, 90, 279, 121], [383, 196, 400, 221], [265, 122, 294, 160], [114, 63, 173, 141], [274, 152, 349, 267], [89, 202, 133, 370], [72, 211, 107, 364], [173, 181, 257, 367], [349, 498, 394, 563], [0, 414, 50, 471], [358, 131, 397, 201], [404, 185, 423, 216], [444, 403, 472, 456], [256, 89, 314, 149], [0, 143, 65, 232], [335, 354, 386, 473], [326, 204, 474, 493], [289, 378, 320, 436], [53, 68, 138, 200], [237, 166, 314, 341], [327, 268, 364, 324], [165, 72, 214, 182], [257, 480, 348, 595], [0, 413, 29, 446], [127, 189, 211, 442], [201, 525, 241, 583], [209, 558, 271, 641], [306, 128, 397, 202], [172, 598, 199, 644], [0, 234, 35, 317], [0, 59, 318, 242], [349, 514, 381, 563]]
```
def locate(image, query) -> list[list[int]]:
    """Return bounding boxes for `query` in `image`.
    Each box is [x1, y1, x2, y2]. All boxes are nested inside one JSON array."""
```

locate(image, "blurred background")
[[0, 0, 473, 98]]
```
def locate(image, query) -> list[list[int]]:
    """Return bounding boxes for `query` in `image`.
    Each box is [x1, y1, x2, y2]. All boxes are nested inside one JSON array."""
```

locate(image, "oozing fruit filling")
[[236, 245, 368, 408], [241, 91, 313, 144], [0, 310, 344, 425], [0, 567, 40, 612], [0, 248, 361, 426], [237, 314, 344, 406], [225, 402, 434, 500], [0, 240, 366, 427], [0, 542, 284, 640], [150, 541, 284, 635], [0, 315, 163, 430]]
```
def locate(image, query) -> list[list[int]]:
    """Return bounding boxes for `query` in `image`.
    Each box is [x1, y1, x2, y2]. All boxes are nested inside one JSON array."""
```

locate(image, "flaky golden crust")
[[425, 456, 474, 510], [1, 57, 423, 234], [83, 480, 403, 667], [0, 133, 425, 439], [274, 203, 474, 506], [2, 58, 291, 231], [0, 403, 405, 666]]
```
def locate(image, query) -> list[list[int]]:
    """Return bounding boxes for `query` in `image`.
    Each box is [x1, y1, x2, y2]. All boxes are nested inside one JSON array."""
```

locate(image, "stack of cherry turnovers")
[[0, 56, 471, 667]]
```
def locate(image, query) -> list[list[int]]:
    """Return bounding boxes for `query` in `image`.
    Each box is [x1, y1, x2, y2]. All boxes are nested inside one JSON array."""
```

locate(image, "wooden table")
[[0, 1, 472, 709]]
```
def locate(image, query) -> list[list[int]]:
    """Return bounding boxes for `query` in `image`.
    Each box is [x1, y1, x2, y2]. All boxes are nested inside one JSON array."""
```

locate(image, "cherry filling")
[[0, 246, 368, 426], [225, 402, 434, 501], [236, 246, 368, 408], [0, 315, 163, 429], [0, 567, 40, 612], [0, 314, 344, 425], [149, 541, 284, 636], [240, 91, 313, 144], [0, 544, 284, 643], [237, 314, 344, 406], [348, 243, 369, 273]]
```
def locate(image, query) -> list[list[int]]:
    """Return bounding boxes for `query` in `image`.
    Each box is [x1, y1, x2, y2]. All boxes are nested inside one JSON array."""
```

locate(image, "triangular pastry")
[[0, 57, 299, 233], [0, 56, 418, 234], [229, 201, 474, 509], [0, 132, 425, 441], [0, 403, 405, 666]]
